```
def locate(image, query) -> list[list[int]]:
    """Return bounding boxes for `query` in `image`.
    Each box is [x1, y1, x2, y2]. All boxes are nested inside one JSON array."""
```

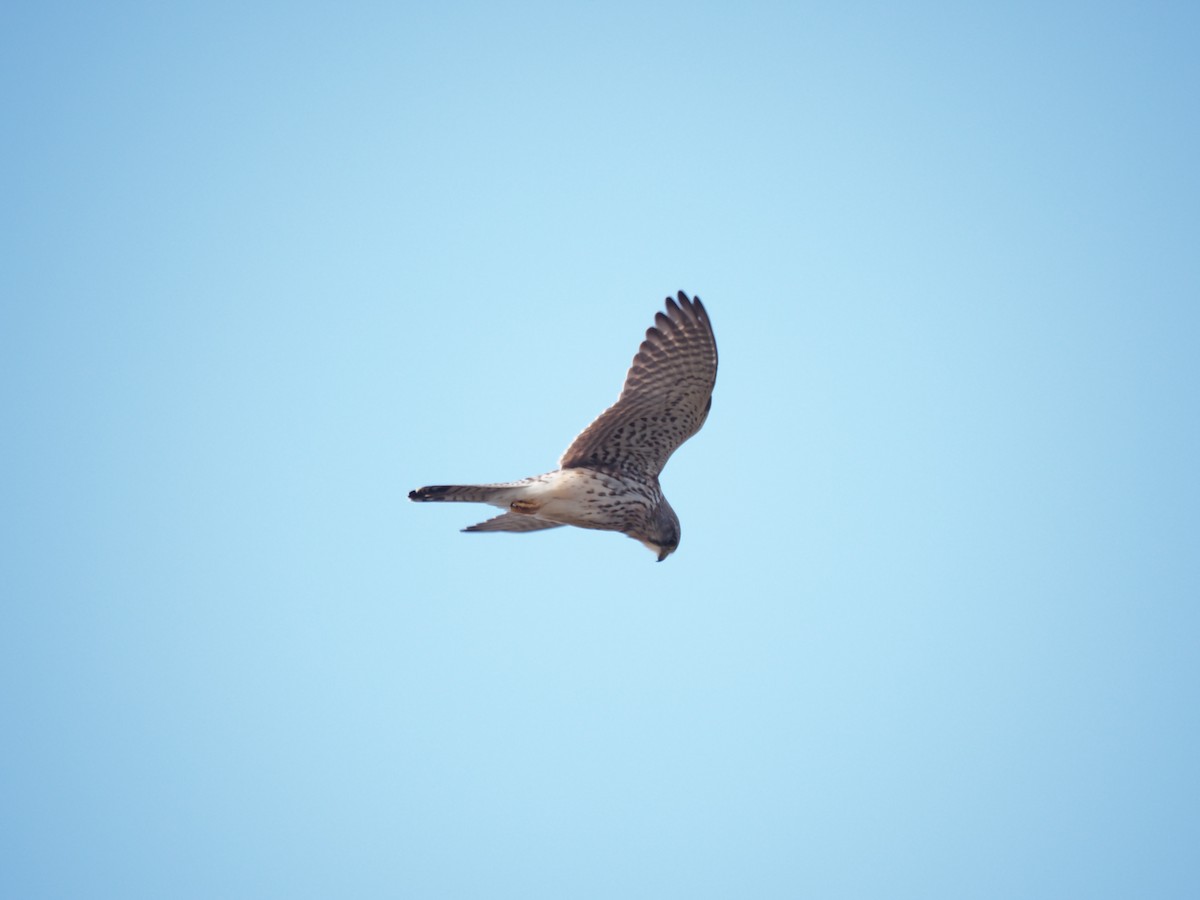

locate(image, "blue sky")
[[3, 2, 1199, 897]]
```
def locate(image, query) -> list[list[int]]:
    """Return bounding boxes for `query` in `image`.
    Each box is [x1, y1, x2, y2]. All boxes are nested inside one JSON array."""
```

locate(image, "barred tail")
[[408, 482, 528, 504], [410, 484, 492, 503]]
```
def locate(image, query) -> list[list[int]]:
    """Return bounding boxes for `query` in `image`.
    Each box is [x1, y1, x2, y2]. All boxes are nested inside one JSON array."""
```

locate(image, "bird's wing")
[[462, 513, 564, 533], [559, 292, 717, 478]]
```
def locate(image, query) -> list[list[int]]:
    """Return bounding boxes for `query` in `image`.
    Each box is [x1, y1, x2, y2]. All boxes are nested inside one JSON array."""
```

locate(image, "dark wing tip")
[[652, 291, 714, 354], [671, 291, 707, 325], [669, 290, 716, 372], [654, 310, 681, 335]]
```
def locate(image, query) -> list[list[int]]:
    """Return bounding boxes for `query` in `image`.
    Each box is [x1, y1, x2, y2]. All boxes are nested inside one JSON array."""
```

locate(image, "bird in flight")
[[409, 291, 718, 560]]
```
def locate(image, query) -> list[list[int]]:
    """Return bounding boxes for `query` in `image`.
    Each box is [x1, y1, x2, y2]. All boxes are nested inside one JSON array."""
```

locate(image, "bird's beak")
[[657, 550, 669, 562]]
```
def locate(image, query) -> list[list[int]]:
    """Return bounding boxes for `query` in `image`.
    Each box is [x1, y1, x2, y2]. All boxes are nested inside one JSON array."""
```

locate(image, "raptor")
[[408, 291, 718, 560]]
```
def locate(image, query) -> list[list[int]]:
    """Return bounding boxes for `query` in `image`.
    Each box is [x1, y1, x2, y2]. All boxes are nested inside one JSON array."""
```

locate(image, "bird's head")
[[637, 499, 680, 562]]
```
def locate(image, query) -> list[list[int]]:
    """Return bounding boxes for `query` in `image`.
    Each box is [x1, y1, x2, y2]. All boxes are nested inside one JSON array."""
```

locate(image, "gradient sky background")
[[3, 2, 1199, 898]]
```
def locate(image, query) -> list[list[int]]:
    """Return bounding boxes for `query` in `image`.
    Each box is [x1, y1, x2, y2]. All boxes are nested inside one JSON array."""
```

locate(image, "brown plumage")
[[409, 291, 718, 560]]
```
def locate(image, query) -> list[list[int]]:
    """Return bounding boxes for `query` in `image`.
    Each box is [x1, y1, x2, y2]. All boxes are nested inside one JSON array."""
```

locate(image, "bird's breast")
[[529, 467, 657, 532]]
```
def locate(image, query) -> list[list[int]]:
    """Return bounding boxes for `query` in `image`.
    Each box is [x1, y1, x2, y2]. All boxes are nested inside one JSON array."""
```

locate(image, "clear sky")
[[3, 2, 1199, 898]]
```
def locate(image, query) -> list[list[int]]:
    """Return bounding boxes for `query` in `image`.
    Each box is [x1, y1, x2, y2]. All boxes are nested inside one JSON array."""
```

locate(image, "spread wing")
[[559, 291, 717, 478]]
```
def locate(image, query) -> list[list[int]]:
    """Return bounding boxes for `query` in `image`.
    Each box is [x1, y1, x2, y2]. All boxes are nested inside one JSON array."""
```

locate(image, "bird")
[[408, 291, 718, 561]]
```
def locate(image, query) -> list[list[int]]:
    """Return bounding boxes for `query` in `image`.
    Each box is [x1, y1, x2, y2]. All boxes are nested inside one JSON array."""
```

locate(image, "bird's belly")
[[527, 468, 651, 531]]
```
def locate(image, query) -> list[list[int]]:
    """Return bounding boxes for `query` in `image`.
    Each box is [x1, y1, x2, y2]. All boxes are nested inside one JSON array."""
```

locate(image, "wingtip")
[[672, 290, 704, 318]]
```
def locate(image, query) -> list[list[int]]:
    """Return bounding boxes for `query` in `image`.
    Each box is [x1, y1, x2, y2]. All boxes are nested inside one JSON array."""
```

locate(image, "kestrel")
[[409, 291, 718, 560]]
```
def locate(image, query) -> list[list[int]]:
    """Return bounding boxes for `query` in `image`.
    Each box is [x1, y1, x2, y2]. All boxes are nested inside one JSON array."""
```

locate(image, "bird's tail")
[[408, 482, 528, 505]]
